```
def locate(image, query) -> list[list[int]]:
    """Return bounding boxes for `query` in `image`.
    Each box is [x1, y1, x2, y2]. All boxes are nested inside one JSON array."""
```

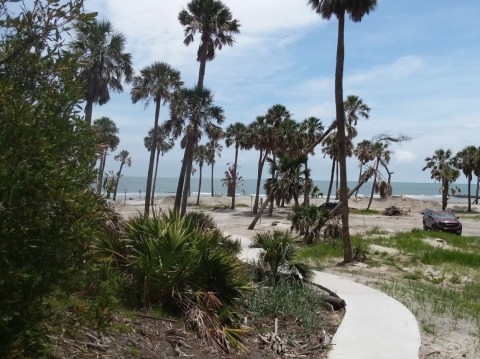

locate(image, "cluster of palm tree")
[[71, 0, 384, 264], [424, 146, 480, 212]]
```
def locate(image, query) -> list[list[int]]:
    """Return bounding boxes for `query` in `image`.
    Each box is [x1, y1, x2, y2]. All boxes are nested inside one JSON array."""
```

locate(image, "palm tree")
[[225, 122, 248, 209], [366, 142, 390, 210], [113, 150, 132, 201], [353, 139, 375, 196], [144, 126, 175, 206], [344, 95, 370, 126], [166, 87, 224, 215], [92, 116, 119, 194], [301, 117, 324, 204], [131, 62, 182, 216], [455, 146, 478, 212], [72, 19, 134, 125], [193, 144, 209, 205], [423, 149, 460, 210], [306, 0, 377, 263], [205, 128, 224, 196], [178, 0, 240, 89], [246, 116, 270, 214]]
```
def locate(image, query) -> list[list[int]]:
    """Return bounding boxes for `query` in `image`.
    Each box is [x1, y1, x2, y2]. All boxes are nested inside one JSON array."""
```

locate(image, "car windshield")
[[433, 212, 456, 220]]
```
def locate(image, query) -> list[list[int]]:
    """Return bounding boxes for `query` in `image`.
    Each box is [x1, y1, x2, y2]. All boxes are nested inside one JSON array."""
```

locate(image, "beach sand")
[[113, 195, 480, 358]]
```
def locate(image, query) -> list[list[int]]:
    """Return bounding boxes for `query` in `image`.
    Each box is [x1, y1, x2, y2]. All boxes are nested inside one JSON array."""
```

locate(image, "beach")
[[113, 195, 480, 358]]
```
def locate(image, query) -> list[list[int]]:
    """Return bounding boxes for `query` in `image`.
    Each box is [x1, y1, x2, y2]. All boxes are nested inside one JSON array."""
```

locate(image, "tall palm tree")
[[423, 149, 460, 210], [113, 150, 132, 201], [306, 0, 377, 263], [72, 19, 134, 125], [193, 144, 209, 205], [205, 128, 224, 196], [455, 146, 478, 212], [166, 87, 224, 215], [301, 117, 324, 205], [144, 126, 175, 206], [131, 62, 182, 215], [225, 122, 248, 209], [92, 116, 119, 194], [178, 0, 240, 89], [247, 116, 271, 214]]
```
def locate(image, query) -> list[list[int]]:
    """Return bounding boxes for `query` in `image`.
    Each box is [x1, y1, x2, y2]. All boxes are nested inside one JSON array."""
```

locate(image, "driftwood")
[[324, 296, 346, 311], [382, 205, 407, 216]]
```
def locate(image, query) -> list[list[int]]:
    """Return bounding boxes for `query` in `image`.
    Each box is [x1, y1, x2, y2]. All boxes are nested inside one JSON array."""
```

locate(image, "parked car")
[[319, 202, 339, 212], [422, 209, 462, 235]]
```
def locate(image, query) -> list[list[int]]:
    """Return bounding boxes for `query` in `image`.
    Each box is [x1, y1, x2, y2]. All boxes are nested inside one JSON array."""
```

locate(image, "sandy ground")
[[113, 195, 480, 359]]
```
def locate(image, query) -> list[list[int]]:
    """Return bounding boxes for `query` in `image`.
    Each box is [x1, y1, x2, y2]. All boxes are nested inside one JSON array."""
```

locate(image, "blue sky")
[[83, 0, 480, 184]]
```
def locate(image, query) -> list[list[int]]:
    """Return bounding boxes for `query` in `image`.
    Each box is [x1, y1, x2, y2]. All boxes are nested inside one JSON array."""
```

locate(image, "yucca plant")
[[251, 230, 313, 284]]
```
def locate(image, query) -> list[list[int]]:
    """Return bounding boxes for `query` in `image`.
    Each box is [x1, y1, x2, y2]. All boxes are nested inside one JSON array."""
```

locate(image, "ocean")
[[113, 176, 475, 203]]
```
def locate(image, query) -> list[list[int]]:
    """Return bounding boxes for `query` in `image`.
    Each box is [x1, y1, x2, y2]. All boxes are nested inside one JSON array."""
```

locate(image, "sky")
[[80, 0, 479, 184]]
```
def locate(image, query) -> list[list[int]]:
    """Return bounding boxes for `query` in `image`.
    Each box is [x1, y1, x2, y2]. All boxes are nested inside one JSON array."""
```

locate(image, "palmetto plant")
[[118, 210, 249, 352], [251, 230, 313, 284]]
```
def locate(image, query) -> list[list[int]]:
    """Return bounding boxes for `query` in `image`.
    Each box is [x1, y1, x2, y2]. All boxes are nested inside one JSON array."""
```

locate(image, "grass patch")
[[296, 241, 343, 267], [353, 209, 381, 215], [246, 280, 328, 333]]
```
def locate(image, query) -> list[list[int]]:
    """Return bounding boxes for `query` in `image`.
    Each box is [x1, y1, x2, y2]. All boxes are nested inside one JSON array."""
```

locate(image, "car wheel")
[[423, 222, 428, 231]]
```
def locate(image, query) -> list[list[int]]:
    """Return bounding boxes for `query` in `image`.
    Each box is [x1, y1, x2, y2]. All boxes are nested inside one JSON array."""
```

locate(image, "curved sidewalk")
[[236, 239, 421, 359], [314, 271, 421, 359]]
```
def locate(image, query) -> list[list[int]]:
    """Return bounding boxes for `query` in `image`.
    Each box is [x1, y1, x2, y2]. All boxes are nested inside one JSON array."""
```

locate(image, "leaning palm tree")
[[144, 126, 175, 206], [366, 142, 390, 210], [225, 122, 248, 210], [131, 62, 182, 216], [92, 116, 119, 194], [178, 0, 240, 89], [113, 150, 132, 201], [72, 19, 134, 124], [306, 0, 378, 264], [353, 139, 375, 196], [423, 149, 460, 210], [193, 144, 209, 205], [455, 146, 478, 212], [166, 87, 224, 215]]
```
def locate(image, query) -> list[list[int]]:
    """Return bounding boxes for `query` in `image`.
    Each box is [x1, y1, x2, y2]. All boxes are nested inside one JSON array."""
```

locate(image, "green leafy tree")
[[0, 1, 110, 355], [71, 19, 134, 124], [131, 62, 182, 215], [306, 0, 377, 263], [423, 149, 460, 210], [113, 150, 132, 200], [178, 0, 240, 89]]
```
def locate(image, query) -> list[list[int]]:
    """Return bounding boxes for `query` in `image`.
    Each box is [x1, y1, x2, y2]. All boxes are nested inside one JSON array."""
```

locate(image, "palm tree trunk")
[[335, 160, 339, 200], [144, 97, 161, 216], [85, 98, 94, 125], [181, 140, 195, 216], [196, 164, 203, 206], [211, 163, 214, 197], [355, 165, 363, 197], [197, 39, 208, 89], [231, 144, 239, 209], [175, 136, 190, 212], [467, 176, 472, 212], [303, 159, 310, 205], [335, 10, 353, 263], [326, 159, 335, 202], [253, 150, 267, 214], [150, 149, 161, 206], [248, 194, 272, 230], [367, 158, 380, 210], [269, 155, 277, 217], [96, 150, 107, 194], [113, 161, 124, 201], [441, 180, 449, 210], [475, 176, 479, 205]]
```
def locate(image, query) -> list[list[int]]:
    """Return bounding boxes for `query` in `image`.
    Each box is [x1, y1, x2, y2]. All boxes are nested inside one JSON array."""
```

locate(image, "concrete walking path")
[[235, 236, 421, 359]]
